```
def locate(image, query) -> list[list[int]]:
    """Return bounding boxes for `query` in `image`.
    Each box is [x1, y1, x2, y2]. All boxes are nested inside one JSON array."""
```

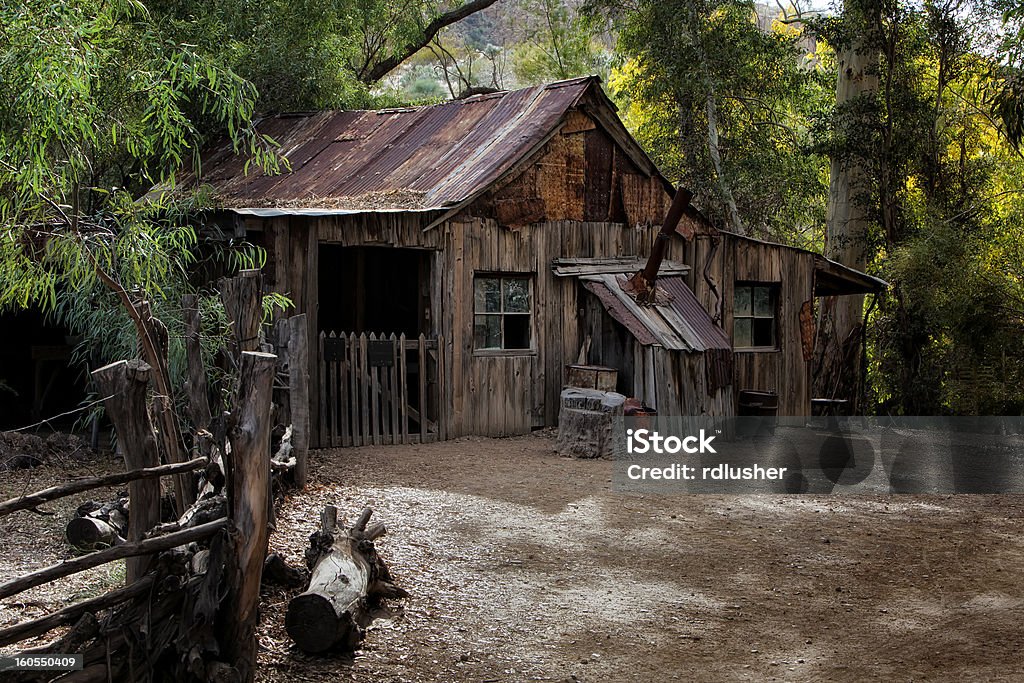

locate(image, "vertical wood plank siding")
[[254, 212, 664, 441], [682, 232, 814, 416]]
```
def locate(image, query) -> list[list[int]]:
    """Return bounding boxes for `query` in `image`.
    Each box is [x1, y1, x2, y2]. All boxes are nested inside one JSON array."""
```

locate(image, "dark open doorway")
[[317, 245, 431, 337], [0, 309, 87, 430]]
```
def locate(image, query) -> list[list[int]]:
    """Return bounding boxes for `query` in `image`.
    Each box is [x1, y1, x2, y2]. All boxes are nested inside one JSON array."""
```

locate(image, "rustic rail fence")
[[0, 350, 275, 682], [0, 269, 311, 682], [318, 332, 446, 448], [0, 456, 214, 646]]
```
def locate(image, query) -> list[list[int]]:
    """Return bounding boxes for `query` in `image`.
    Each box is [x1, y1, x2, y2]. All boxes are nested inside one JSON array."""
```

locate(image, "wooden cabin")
[[182, 76, 884, 447]]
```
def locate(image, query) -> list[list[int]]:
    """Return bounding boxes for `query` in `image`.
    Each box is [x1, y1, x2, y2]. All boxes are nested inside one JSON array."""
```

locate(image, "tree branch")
[[360, 0, 501, 83]]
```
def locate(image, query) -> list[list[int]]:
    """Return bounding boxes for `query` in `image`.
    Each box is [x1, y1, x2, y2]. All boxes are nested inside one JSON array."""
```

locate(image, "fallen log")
[[66, 496, 128, 551], [262, 552, 305, 588], [66, 517, 123, 550], [285, 506, 407, 653]]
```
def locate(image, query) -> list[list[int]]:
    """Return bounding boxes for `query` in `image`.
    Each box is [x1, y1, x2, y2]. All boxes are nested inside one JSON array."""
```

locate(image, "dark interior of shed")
[[0, 309, 87, 430], [317, 245, 430, 338]]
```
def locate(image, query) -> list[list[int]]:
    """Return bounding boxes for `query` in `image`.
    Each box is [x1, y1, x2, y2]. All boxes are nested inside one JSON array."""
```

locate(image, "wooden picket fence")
[[318, 332, 446, 448]]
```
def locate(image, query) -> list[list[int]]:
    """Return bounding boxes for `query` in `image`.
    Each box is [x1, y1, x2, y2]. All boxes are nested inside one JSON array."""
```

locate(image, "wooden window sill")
[[472, 349, 538, 358]]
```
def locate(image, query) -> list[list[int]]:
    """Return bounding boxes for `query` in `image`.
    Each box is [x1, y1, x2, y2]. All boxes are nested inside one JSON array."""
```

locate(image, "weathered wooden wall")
[[251, 216, 320, 440], [682, 232, 815, 416], [248, 211, 668, 441], [444, 217, 662, 437], [473, 110, 675, 228], [243, 102, 685, 442]]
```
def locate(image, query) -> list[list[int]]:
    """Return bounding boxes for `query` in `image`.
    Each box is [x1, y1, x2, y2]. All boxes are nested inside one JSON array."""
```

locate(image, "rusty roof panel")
[[582, 279, 660, 346], [178, 76, 599, 211], [582, 274, 731, 352], [659, 277, 732, 351]]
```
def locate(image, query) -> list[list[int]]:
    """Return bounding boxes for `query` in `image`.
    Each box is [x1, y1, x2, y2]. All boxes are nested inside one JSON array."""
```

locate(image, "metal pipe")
[[628, 187, 693, 303]]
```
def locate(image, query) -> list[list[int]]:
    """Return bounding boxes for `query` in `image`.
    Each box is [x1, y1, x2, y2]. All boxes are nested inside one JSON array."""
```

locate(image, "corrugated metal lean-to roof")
[[580, 274, 731, 352]]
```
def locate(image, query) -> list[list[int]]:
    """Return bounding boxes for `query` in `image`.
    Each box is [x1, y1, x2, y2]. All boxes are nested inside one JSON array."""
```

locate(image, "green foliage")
[[144, 0, 376, 112], [0, 0, 289, 430], [512, 0, 609, 84], [601, 0, 1024, 414], [989, 1, 1024, 147], [601, 0, 831, 242], [817, 0, 1024, 414]]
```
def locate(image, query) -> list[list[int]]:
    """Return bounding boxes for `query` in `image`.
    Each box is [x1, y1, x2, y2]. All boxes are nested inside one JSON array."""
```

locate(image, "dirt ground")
[[2, 432, 1023, 682], [257, 432, 1024, 682]]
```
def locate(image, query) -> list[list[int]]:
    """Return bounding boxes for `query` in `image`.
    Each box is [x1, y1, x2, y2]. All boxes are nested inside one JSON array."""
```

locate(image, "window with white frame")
[[473, 275, 532, 351]]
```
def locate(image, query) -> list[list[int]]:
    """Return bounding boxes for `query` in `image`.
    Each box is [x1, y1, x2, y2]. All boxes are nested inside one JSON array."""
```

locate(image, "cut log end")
[[66, 517, 123, 550], [285, 594, 360, 653]]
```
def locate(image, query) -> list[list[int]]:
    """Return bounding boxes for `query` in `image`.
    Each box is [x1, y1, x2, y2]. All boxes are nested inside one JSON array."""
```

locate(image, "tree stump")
[[555, 387, 626, 459], [285, 506, 407, 653]]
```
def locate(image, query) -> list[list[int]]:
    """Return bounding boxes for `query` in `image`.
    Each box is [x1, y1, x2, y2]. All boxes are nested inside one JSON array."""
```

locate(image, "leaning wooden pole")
[[289, 314, 310, 487], [91, 360, 163, 583], [221, 350, 276, 683], [136, 300, 193, 513], [182, 293, 213, 432]]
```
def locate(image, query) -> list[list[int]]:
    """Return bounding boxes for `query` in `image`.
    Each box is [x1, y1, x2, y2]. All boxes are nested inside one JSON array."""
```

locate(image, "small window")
[[733, 283, 778, 349], [473, 275, 532, 350]]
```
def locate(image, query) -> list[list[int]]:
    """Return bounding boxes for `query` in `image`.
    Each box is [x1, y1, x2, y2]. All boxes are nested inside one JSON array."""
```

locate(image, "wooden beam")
[[0, 458, 207, 519], [0, 520, 226, 600], [0, 576, 155, 647], [288, 315, 310, 487]]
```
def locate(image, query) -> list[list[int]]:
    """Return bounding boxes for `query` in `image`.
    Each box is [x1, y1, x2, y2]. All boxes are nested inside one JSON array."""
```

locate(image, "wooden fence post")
[[288, 315, 310, 487], [135, 299, 192, 513], [221, 269, 263, 355], [91, 360, 161, 584], [222, 350, 276, 683], [182, 294, 212, 433]]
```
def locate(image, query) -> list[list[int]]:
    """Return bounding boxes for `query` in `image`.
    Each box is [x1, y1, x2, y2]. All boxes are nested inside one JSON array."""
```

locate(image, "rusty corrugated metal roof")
[[174, 77, 598, 212], [582, 278, 660, 346], [658, 276, 732, 351], [581, 274, 730, 352]]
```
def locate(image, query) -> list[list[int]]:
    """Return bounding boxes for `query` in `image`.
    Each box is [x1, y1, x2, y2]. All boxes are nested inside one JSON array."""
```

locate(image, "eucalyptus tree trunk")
[[705, 90, 744, 234], [815, 8, 879, 410]]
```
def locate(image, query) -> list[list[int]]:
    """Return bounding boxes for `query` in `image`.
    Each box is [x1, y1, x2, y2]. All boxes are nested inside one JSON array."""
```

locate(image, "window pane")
[[734, 286, 751, 317], [504, 314, 531, 349], [474, 314, 502, 349], [734, 318, 752, 348], [503, 278, 531, 313], [474, 278, 501, 313], [753, 318, 775, 347], [754, 286, 773, 317]]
